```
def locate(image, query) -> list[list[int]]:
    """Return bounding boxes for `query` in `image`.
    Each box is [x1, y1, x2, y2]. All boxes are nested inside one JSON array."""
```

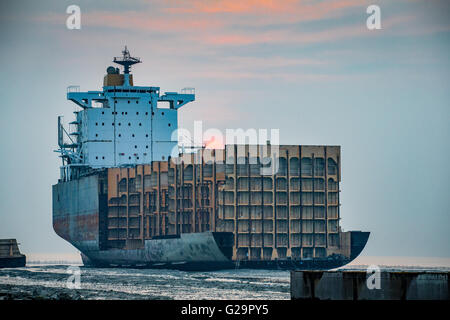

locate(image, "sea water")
[[0, 265, 290, 300]]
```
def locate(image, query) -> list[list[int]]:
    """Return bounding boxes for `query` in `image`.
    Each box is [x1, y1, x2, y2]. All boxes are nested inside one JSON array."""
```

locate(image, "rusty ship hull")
[[53, 145, 369, 270]]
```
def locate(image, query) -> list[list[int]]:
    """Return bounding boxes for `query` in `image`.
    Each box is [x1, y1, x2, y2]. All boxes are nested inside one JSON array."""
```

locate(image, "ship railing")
[[67, 85, 80, 93], [60, 163, 91, 182], [181, 87, 195, 95]]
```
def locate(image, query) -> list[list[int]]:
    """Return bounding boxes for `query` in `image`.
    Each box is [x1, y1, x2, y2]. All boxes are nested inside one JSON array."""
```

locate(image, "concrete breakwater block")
[[290, 270, 449, 300]]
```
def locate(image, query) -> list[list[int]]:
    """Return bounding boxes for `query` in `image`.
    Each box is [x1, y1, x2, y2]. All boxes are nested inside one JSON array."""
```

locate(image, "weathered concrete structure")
[[0, 239, 26, 268], [291, 270, 449, 300]]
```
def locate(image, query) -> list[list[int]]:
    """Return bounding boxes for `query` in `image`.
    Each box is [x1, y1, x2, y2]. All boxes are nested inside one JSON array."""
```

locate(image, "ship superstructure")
[[53, 48, 369, 270], [57, 47, 194, 179]]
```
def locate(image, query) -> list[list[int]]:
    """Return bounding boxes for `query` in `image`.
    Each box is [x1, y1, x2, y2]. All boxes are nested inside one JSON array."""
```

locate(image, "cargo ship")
[[0, 239, 26, 268], [52, 47, 369, 270]]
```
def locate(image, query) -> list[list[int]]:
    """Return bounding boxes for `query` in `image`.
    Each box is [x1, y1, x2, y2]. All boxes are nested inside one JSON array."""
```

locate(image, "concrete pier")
[[291, 270, 449, 300]]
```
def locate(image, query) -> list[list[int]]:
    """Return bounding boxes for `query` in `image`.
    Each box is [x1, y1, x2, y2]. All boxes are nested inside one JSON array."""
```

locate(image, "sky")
[[0, 0, 449, 264]]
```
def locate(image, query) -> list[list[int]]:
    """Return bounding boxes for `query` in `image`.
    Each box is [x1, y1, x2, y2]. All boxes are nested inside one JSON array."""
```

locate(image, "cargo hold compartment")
[[52, 145, 369, 270]]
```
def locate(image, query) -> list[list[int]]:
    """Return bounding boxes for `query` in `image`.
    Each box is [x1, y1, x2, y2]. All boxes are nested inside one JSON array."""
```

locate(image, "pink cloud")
[[35, 0, 366, 36], [166, 0, 364, 18], [35, 10, 224, 34], [35, 0, 448, 50], [197, 23, 372, 47]]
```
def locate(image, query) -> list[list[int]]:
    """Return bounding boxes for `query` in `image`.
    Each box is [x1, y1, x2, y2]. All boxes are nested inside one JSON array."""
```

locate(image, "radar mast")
[[113, 46, 141, 74]]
